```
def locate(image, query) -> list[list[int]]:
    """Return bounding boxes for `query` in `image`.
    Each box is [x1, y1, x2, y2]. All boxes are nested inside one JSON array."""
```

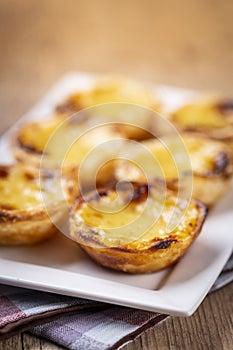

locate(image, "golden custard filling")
[[172, 102, 233, 131], [63, 127, 122, 167], [17, 118, 123, 168], [74, 189, 199, 248], [17, 118, 63, 153], [184, 136, 230, 176], [117, 135, 230, 183], [57, 79, 160, 113], [0, 167, 43, 210], [0, 166, 59, 211]]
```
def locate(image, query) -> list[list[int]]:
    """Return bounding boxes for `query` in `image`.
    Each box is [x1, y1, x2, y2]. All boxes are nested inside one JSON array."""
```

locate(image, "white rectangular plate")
[[0, 72, 232, 316]]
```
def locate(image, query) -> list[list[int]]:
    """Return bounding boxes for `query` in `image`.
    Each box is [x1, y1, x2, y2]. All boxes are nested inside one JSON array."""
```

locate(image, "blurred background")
[[0, 0, 232, 130]]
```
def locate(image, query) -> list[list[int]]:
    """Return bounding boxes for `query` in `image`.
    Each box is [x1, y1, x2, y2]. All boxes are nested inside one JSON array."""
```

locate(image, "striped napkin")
[[0, 253, 232, 350]]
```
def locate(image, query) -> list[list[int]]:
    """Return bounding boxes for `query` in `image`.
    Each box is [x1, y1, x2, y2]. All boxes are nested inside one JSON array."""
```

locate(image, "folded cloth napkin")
[[0, 253, 232, 350]]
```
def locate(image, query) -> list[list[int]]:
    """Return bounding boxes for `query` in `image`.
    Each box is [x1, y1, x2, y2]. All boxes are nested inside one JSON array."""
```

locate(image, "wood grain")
[[0, 284, 232, 349], [0, 0, 232, 349]]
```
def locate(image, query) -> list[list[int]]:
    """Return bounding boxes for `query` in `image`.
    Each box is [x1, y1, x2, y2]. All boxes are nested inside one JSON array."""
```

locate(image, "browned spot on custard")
[[0, 211, 18, 223], [0, 167, 9, 178], [66, 186, 73, 196], [101, 182, 148, 203], [24, 172, 36, 181], [214, 151, 229, 174], [216, 101, 233, 115], [82, 183, 118, 203], [17, 140, 43, 155], [131, 184, 148, 202], [84, 190, 109, 203], [0, 204, 16, 210], [98, 189, 110, 197], [56, 100, 80, 115], [183, 126, 197, 132], [90, 237, 177, 254], [76, 182, 152, 213], [149, 239, 177, 251]]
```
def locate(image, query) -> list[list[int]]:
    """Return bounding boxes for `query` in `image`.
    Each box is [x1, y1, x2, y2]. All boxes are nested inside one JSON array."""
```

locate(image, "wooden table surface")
[[0, 0, 232, 349]]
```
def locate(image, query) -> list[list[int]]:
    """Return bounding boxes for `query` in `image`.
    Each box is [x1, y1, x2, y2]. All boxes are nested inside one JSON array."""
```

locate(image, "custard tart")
[[12, 117, 124, 190], [115, 134, 232, 206], [55, 77, 161, 140], [169, 99, 233, 148], [70, 182, 207, 273], [0, 164, 67, 245]]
